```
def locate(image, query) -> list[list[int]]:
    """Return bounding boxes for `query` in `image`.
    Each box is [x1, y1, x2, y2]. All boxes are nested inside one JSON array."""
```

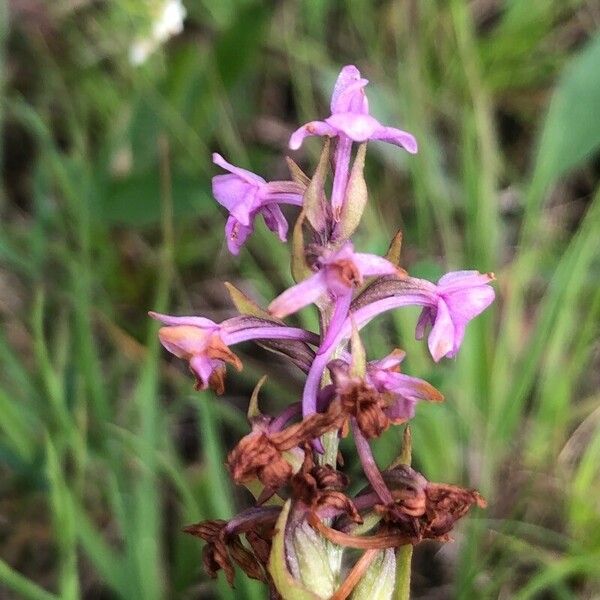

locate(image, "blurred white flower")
[[129, 0, 186, 66]]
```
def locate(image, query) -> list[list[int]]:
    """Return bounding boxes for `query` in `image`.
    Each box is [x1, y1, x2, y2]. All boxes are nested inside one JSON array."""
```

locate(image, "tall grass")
[[0, 1, 599, 598]]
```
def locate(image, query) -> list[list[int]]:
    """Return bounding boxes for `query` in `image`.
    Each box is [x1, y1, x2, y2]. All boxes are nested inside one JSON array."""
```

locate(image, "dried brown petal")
[[228, 537, 267, 582], [206, 365, 227, 395], [246, 529, 273, 565], [290, 450, 361, 522], [421, 483, 486, 540], [374, 478, 486, 542], [183, 517, 277, 587], [184, 520, 236, 585], [227, 432, 294, 489], [339, 380, 390, 439], [206, 333, 243, 371]]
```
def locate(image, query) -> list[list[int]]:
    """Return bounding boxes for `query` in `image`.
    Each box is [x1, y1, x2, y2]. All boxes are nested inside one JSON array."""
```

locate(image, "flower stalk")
[[153, 64, 495, 599]]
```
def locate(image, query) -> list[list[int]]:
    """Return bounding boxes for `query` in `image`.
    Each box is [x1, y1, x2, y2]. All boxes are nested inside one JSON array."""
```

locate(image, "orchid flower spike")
[[416, 271, 496, 362], [212, 153, 305, 255]]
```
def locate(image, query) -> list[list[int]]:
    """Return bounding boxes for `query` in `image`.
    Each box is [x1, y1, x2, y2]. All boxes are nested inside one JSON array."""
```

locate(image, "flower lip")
[[325, 113, 381, 142], [417, 270, 496, 361]]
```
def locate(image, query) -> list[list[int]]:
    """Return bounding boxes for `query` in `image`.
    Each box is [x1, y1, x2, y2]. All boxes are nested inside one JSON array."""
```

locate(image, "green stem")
[[394, 427, 413, 599]]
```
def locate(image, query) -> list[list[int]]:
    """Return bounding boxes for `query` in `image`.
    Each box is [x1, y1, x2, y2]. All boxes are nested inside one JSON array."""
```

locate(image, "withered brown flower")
[[227, 405, 344, 491], [183, 509, 280, 586], [338, 378, 390, 439], [375, 470, 486, 542], [290, 448, 362, 523]]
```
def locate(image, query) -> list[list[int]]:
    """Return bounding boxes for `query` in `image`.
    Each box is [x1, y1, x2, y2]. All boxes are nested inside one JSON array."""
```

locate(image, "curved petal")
[[368, 349, 406, 372], [289, 120, 339, 150], [225, 215, 253, 255], [438, 270, 494, 292], [261, 205, 288, 242], [149, 311, 217, 329], [353, 253, 400, 278], [268, 272, 328, 319], [212, 153, 265, 185], [212, 174, 252, 212], [330, 65, 369, 114], [370, 125, 418, 154], [385, 373, 444, 403], [325, 113, 381, 142], [385, 396, 416, 423], [444, 286, 495, 323], [189, 354, 219, 389], [415, 306, 434, 341], [427, 300, 455, 362], [157, 325, 211, 358]]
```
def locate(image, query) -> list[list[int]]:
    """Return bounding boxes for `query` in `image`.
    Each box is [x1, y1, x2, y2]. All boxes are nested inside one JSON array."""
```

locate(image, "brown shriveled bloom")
[[375, 466, 486, 542], [337, 378, 391, 439], [307, 463, 484, 550], [182, 520, 264, 585], [327, 357, 443, 440], [183, 507, 281, 587], [227, 403, 344, 491], [290, 447, 362, 523]]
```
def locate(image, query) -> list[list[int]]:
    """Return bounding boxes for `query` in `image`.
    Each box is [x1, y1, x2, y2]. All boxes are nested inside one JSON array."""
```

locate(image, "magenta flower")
[[366, 350, 444, 421], [301, 269, 494, 416], [268, 241, 401, 320], [150, 312, 239, 394], [415, 271, 496, 362], [150, 311, 319, 394], [289, 66, 417, 218], [212, 153, 304, 255], [289, 66, 417, 153]]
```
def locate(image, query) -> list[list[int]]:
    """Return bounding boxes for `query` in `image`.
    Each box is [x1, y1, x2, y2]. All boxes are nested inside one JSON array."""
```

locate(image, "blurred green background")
[[1, 0, 599, 598]]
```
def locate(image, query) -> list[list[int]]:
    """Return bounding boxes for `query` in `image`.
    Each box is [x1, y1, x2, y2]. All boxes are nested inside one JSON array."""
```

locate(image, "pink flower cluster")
[[152, 65, 495, 597]]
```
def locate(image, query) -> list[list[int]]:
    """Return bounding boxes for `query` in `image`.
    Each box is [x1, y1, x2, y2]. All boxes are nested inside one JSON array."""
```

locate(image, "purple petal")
[[448, 322, 466, 358], [225, 215, 253, 255], [268, 272, 328, 319], [149, 311, 218, 329], [269, 403, 302, 433], [211, 174, 256, 218], [261, 205, 289, 242], [443, 286, 496, 323], [370, 125, 418, 154], [325, 113, 381, 142], [384, 372, 443, 403], [385, 397, 416, 422], [437, 270, 493, 291], [427, 300, 455, 362], [320, 290, 352, 353], [352, 253, 399, 277], [289, 120, 338, 150], [212, 153, 266, 186], [189, 354, 218, 389], [415, 307, 434, 340], [302, 350, 331, 416], [368, 349, 406, 372], [330, 135, 353, 214], [330, 65, 369, 114]]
